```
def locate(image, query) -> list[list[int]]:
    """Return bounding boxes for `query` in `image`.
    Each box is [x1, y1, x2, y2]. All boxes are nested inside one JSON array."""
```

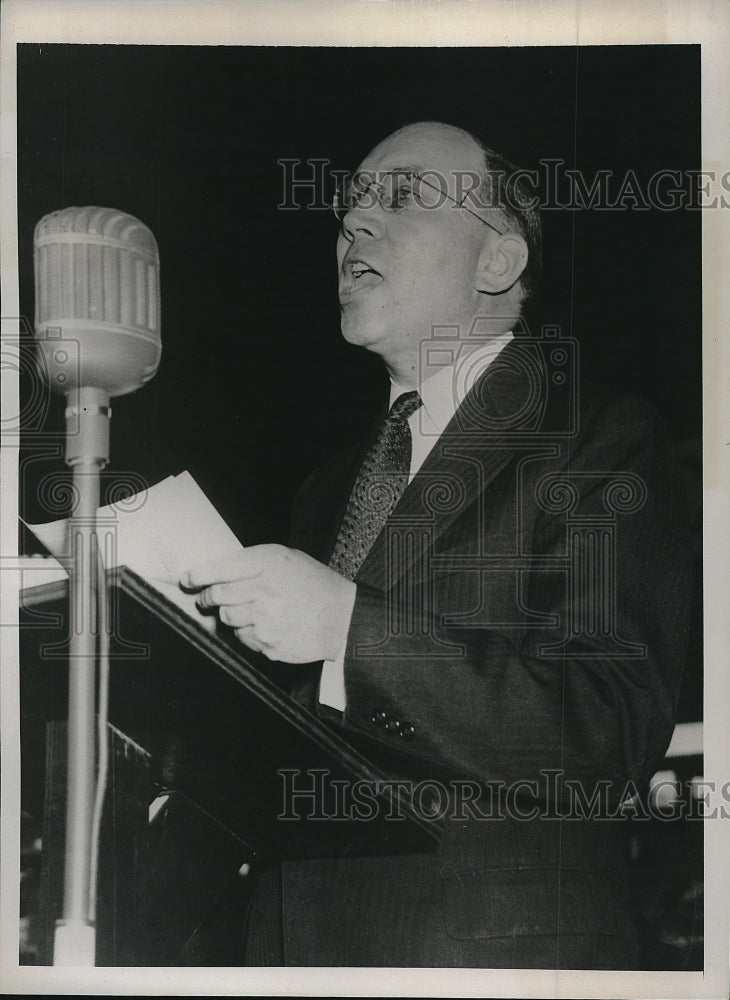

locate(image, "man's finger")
[[181, 545, 273, 590], [197, 579, 259, 609], [219, 604, 258, 628]]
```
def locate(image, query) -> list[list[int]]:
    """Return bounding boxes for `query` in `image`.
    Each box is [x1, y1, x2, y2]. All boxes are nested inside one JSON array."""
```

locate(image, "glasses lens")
[[334, 180, 356, 220], [333, 171, 433, 219], [333, 172, 384, 220], [381, 171, 416, 212], [333, 187, 345, 221]]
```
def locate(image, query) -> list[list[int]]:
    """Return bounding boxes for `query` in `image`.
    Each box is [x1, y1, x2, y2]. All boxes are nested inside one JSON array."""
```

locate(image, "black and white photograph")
[[1, 1, 728, 996]]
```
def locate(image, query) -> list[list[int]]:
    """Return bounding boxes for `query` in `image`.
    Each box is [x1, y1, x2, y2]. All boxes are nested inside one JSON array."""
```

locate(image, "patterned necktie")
[[329, 390, 423, 581]]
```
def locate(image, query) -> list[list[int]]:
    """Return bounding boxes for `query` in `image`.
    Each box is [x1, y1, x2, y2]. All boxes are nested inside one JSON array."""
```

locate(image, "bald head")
[[370, 121, 541, 297], [365, 121, 485, 171]]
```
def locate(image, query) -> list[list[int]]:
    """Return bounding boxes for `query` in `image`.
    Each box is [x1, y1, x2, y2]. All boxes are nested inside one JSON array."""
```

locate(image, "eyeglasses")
[[332, 169, 505, 236]]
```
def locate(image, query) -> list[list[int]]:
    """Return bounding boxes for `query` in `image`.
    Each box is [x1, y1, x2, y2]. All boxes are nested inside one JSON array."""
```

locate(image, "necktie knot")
[[388, 390, 422, 423]]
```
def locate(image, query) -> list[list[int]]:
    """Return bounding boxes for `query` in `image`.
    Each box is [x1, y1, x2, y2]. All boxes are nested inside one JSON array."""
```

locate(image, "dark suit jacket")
[[244, 336, 694, 968]]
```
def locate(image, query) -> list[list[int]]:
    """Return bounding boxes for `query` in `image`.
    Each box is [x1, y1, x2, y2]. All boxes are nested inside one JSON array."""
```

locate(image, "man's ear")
[[474, 232, 529, 294]]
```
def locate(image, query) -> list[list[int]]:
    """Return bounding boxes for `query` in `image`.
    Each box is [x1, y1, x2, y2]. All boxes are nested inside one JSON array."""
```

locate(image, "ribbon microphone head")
[[34, 207, 161, 397]]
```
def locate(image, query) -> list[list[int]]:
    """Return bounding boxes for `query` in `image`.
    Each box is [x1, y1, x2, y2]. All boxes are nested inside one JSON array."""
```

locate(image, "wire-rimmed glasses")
[[332, 169, 505, 236]]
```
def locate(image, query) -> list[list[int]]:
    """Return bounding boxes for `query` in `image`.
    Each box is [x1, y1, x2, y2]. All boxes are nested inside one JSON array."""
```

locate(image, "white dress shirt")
[[319, 331, 514, 711]]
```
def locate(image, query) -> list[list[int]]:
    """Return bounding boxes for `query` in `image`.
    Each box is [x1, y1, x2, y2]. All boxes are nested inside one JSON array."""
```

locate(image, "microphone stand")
[[52, 386, 110, 967]]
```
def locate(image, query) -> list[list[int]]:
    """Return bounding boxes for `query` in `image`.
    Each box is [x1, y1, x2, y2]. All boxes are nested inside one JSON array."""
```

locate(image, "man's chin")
[[340, 317, 390, 352]]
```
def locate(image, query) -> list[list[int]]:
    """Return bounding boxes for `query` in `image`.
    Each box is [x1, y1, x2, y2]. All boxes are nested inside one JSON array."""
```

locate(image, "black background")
[[17, 44, 702, 528], [17, 43, 702, 717]]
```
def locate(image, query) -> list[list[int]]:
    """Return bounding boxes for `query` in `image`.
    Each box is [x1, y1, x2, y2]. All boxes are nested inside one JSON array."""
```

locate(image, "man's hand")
[[181, 545, 357, 664]]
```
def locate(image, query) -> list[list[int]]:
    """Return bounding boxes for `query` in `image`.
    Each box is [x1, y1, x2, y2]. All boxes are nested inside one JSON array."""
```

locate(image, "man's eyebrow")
[[355, 164, 423, 177], [384, 164, 422, 175]]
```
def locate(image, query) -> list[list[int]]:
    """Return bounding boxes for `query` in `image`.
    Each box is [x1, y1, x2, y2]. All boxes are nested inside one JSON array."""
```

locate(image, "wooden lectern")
[[19, 568, 439, 965]]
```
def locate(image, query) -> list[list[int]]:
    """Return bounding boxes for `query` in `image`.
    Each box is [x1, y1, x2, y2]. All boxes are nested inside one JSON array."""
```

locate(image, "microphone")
[[34, 206, 161, 468], [32, 207, 161, 965], [34, 206, 161, 398]]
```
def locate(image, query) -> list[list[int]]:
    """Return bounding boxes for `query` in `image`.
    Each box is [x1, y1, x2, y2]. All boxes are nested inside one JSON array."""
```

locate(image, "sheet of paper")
[[23, 471, 243, 631], [25, 470, 242, 583]]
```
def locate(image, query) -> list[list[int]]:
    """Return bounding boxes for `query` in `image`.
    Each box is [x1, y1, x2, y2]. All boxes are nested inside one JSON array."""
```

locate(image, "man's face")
[[336, 123, 492, 372]]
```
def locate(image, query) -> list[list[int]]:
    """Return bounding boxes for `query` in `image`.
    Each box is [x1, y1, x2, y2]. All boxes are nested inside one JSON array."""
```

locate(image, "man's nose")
[[340, 202, 385, 242]]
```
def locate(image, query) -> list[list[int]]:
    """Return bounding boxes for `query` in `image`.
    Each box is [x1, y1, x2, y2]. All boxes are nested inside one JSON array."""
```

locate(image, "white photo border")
[[1, 1, 728, 997]]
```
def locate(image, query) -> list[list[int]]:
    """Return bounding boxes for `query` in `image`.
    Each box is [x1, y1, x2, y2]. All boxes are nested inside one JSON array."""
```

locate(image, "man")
[[182, 122, 693, 967]]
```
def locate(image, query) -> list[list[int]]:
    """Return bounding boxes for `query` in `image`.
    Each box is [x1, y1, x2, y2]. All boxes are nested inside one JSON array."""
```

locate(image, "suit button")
[[371, 709, 388, 726], [399, 722, 415, 741], [385, 718, 401, 733]]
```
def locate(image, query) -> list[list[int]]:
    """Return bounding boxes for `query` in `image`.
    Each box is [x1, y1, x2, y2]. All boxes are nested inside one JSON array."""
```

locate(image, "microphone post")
[[33, 207, 161, 965]]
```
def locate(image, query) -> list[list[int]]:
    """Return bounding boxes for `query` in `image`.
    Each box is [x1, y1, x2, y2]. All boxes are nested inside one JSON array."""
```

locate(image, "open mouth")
[[340, 258, 383, 298]]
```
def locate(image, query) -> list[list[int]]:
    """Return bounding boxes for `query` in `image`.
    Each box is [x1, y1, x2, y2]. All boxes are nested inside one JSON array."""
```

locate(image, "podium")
[[19, 567, 439, 965]]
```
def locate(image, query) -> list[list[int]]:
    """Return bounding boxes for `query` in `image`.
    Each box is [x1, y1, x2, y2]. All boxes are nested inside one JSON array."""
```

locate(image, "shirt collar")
[[389, 330, 514, 434]]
